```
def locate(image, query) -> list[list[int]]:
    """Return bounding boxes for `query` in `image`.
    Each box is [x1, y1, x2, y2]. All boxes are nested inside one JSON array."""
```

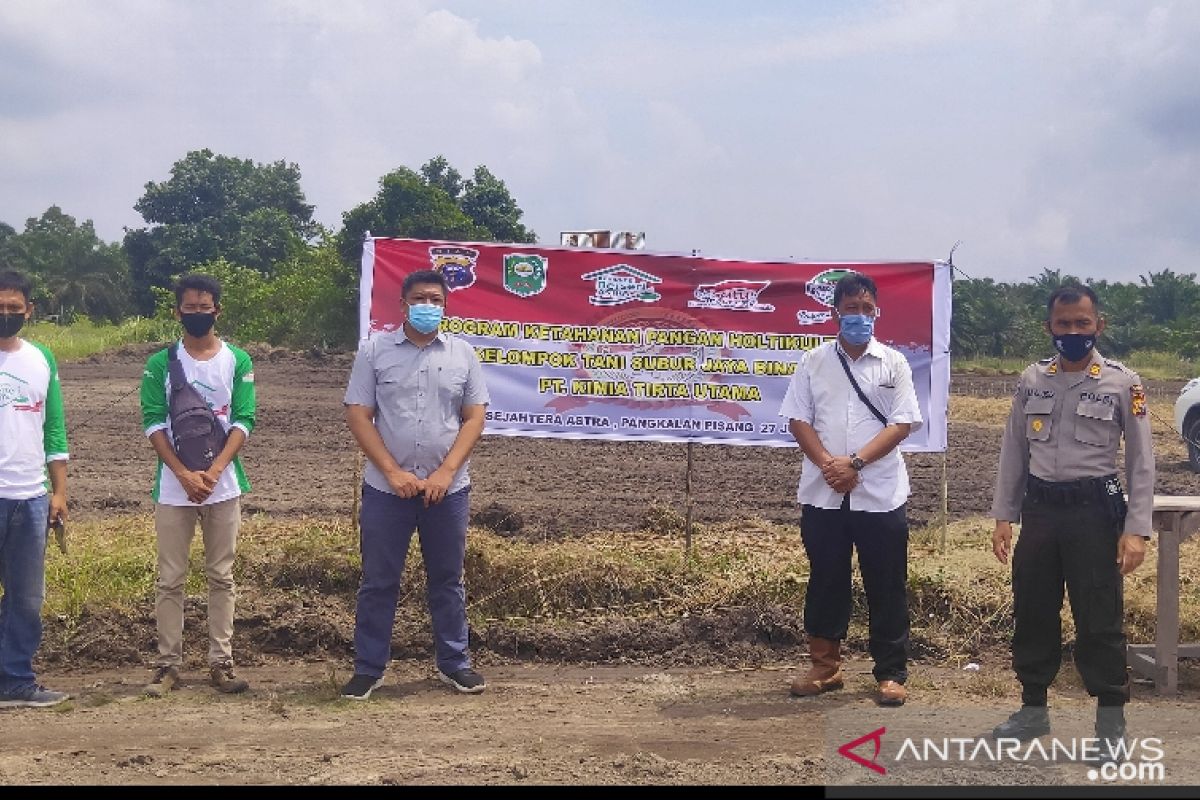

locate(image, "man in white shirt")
[[779, 272, 923, 706], [139, 274, 256, 697], [0, 270, 70, 708]]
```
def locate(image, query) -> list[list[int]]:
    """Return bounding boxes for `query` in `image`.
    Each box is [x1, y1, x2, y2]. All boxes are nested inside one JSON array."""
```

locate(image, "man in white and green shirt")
[[139, 273, 255, 697], [0, 269, 70, 708]]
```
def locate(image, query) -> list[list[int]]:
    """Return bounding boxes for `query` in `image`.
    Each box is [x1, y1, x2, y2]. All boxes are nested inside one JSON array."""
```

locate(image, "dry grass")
[[41, 512, 1200, 660], [949, 395, 1015, 428]]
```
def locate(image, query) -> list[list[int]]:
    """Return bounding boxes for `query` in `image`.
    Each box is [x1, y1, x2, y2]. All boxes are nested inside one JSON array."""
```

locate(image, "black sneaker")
[[438, 667, 486, 694], [340, 673, 384, 701], [991, 705, 1051, 741], [0, 684, 70, 708]]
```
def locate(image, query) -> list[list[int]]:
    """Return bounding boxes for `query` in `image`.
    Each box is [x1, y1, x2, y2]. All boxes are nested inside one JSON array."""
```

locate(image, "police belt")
[[1025, 474, 1119, 506]]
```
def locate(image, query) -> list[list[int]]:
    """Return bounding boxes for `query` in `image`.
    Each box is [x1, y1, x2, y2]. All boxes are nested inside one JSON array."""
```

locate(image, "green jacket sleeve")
[[141, 348, 170, 435], [32, 342, 68, 460], [230, 346, 256, 435]]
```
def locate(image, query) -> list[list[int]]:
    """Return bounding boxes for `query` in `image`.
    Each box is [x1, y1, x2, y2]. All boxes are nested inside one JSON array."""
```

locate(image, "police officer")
[[989, 283, 1153, 762]]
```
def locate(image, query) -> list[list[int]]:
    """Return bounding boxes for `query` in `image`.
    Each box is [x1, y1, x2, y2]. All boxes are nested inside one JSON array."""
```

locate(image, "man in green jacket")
[[139, 273, 256, 697], [0, 269, 70, 708]]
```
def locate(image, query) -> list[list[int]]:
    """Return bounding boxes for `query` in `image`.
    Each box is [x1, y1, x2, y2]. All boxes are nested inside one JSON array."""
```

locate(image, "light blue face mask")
[[407, 302, 444, 334], [839, 314, 875, 345]]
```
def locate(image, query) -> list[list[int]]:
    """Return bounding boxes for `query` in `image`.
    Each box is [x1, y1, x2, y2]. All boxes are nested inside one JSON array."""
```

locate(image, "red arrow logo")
[[838, 726, 887, 775]]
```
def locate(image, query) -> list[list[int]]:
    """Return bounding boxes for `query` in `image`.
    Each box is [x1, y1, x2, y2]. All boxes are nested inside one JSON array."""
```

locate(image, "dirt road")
[[3, 658, 1197, 785]]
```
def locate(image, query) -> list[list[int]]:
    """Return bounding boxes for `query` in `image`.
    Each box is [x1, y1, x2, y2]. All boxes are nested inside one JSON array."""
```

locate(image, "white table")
[[1126, 495, 1200, 695]]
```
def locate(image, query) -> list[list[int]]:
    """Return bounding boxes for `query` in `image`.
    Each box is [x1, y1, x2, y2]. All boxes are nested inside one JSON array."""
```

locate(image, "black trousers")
[[800, 498, 910, 683], [1012, 497, 1128, 706]]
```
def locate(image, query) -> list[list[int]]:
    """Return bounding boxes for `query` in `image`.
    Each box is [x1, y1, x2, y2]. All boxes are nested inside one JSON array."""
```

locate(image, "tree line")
[[953, 268, 1200, 360], [0, 151, 534, 348], [2, 147, 1197, 357]]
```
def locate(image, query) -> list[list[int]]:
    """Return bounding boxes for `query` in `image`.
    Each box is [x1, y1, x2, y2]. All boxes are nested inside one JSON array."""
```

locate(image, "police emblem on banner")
[[428, 246, 479, 291], [503, 254, 548, 297]]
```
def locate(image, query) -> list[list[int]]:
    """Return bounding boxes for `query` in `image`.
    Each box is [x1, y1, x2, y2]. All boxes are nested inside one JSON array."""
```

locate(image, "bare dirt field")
[[58, 346, 1200, 532], [1, 346, 1197, 786]]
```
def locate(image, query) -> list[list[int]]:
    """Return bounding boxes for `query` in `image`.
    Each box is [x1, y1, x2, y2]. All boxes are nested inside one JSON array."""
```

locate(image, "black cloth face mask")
[[0, 312, 26, 338], [180, 312, 216, 337]]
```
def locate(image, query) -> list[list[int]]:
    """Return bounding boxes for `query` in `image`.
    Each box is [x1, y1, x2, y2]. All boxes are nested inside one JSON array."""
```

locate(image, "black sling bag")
[[167, 343, 228, 471]]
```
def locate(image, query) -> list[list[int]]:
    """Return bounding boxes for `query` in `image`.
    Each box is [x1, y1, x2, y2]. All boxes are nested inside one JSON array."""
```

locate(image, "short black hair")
[[402, 269, 448, 298], [833, 272, 878, 308], [0, 269, 32, 302], [174, 273, 222, 308], [1046, 283, 1099, 316]]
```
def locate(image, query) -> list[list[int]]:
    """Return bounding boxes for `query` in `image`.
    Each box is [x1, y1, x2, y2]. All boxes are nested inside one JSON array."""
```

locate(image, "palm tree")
[[10, 207, 131, 321]]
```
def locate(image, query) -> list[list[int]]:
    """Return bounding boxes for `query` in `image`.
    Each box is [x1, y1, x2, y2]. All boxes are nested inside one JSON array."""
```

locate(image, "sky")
[[2, 0, 1199, 284]]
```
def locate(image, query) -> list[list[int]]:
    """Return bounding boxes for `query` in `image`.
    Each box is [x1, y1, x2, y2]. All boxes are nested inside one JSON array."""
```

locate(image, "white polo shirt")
[[779, 338, 923, 512]]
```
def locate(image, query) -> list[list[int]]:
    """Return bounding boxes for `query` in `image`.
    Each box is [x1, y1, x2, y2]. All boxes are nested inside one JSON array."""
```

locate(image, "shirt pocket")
[[1074, 399, 1115, 447], [377, 364, 419, 407], [871, 383, 898, 419], [1023, 396, 1055, 441], [437, 365, 468, 409]]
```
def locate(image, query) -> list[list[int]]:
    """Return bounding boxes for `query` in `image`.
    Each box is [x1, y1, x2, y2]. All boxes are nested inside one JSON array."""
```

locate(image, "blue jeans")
[[354, 484, 471, 677], [0, 494, 49, 695]]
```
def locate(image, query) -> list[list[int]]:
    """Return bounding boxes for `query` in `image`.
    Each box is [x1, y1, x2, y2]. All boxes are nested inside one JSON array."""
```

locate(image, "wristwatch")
[[850, 454, 866, 471]]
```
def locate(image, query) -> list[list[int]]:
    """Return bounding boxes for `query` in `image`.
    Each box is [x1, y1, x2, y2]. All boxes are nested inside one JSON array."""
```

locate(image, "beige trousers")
[[153, 498, 240, 667]]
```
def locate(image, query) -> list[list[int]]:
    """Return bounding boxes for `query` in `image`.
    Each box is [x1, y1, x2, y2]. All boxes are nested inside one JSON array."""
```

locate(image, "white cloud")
[[1, 1, 1199, 283]]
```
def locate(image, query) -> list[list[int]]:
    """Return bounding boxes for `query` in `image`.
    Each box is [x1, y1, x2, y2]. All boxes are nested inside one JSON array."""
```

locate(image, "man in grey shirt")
[[340, 269, 490, 700]]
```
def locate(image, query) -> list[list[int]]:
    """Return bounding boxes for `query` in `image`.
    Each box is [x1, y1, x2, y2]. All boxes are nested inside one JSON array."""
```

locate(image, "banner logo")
[[687, 279, 775, 312], [503, 254, 548, 297], [798, 268, 861, 325], [581, 264, 663, 306], [429, 246, 479, 291]]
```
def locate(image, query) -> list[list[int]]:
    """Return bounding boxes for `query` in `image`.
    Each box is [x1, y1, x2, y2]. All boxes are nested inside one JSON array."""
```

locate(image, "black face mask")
[[1052, 333, 1096, 362], [180, 312, 216, 337], [0, 312, 25, 339]]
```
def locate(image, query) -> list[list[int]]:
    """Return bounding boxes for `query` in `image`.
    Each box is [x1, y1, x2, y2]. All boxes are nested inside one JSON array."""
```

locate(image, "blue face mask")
[[407, 302, 444, 334], [839, 314, 874, 345], [1053, 333, 1095, 363]]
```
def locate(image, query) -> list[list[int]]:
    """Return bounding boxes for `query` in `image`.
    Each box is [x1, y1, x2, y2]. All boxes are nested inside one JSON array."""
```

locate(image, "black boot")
[[991, 705, 1051, 741], [1091, 706, 1128, 765]]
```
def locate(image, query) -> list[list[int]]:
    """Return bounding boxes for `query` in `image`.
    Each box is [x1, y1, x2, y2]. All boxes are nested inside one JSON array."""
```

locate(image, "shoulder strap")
[[167, 342, 187, 393], [835, 347, 888, 425]]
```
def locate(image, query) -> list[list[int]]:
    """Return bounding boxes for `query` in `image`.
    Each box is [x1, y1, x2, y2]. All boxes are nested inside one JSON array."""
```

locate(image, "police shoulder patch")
[[1130, 384, 1147, 416]]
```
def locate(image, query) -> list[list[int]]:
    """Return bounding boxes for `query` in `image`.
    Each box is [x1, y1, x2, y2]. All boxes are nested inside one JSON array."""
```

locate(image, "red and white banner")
[[360, 237, 951, 451]]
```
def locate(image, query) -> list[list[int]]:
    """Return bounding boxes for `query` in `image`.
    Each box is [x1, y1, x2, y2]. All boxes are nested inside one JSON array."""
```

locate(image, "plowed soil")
[[58, 346, 1200, 531]]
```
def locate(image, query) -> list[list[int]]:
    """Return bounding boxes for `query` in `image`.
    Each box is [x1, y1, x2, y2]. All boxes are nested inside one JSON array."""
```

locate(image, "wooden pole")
[[685, 440, 695, 558], [940, 450, 949, 552]]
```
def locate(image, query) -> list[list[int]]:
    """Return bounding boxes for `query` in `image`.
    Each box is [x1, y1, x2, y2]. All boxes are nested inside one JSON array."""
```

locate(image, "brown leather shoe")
[[790, 636, 844, 697], [877, 680, 907, 706]]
